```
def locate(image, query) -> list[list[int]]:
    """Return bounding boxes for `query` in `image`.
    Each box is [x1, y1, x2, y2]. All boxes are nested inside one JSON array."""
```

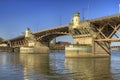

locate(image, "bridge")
[[5, 25, 69, 47], [4, 12, 120, 57]]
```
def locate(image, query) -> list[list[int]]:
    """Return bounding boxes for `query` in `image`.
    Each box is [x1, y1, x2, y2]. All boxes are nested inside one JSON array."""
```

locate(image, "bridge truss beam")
[[91, 14, 120, 55]]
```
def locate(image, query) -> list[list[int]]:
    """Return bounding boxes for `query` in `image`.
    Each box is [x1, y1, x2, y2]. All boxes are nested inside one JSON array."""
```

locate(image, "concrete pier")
[[20, 42, 49, 53], [0, 47, 13, 52], [65, 44, 109, 57], [65, 44, 92, 57], [20, 46, 49, 53], [19, 28, 49, 54]]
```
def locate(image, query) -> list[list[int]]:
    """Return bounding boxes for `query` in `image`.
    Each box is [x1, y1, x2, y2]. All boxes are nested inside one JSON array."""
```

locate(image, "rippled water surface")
[[0, 52, 120, 80]]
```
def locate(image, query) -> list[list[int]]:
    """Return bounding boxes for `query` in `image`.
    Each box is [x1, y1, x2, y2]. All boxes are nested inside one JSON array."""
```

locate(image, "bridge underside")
[[34, 26, 69, 46], [91, 14, 120, 42], [38, 33, 69, 46], [91, 14, 120, 55]]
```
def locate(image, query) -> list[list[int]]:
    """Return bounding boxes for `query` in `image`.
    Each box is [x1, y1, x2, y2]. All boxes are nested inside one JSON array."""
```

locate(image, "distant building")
[[0, 43, 8, 47], [50, 41, 70, 50], [56, 41, 70, 45], [111, 46, 120, 52]]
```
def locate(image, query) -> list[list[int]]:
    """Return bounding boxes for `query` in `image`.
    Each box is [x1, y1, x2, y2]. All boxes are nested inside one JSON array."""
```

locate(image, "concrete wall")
[[0, 47, 13, 52], [65, 44, 92, 57], [74, 37, 92, 44], [20, 42, 49, 53]]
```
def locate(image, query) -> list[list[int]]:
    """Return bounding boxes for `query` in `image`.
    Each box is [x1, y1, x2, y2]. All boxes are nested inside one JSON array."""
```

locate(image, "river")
[[0, 52, 120, 80]]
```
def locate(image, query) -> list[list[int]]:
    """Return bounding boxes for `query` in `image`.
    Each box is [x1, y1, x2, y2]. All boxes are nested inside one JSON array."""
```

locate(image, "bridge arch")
[[36, 32, 70, 46]]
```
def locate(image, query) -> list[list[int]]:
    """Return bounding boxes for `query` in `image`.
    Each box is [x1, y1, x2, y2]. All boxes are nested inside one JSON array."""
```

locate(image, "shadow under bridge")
[[34, 25, 70, 46]]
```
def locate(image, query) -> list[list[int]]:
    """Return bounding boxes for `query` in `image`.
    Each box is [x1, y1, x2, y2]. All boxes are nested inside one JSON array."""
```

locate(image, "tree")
[[0, 37, 4, 42]]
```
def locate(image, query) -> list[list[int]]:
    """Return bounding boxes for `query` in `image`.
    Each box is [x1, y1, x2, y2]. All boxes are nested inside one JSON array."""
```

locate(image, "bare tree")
[[0, 37, 4, 42]]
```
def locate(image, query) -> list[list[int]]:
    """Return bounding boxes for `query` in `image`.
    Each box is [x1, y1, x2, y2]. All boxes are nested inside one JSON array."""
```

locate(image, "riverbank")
[[0, 46, 65, 53], [50, 49, 65, 53]]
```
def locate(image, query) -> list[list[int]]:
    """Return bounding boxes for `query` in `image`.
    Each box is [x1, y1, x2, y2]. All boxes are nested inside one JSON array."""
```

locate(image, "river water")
[[0, 52, 120, 80]]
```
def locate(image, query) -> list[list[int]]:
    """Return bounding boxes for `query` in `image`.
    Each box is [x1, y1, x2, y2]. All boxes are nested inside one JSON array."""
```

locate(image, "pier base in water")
[[20, 41, 49, 53], [20, 46, 49, 53], [65, 44, 110, 57]]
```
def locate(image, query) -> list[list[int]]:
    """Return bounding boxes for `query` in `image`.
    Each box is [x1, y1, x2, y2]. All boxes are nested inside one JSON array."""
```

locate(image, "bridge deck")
[[90, 14, 120, 25]]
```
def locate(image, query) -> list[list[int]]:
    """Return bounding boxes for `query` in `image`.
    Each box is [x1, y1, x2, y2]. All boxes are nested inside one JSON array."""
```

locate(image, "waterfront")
[[0, 52, 120, 80]]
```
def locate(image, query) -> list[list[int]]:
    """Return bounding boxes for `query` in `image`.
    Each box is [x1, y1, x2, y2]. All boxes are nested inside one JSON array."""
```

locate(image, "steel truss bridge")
[[4, 13, 120, 55]]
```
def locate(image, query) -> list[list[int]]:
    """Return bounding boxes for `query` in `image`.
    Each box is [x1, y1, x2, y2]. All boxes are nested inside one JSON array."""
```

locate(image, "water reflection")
[[0, 52, 23, 80], [1, 52, 120, 80], [19, 53, 49, 80], [65, 57, 112, 80], [48, 52, 72, 80]]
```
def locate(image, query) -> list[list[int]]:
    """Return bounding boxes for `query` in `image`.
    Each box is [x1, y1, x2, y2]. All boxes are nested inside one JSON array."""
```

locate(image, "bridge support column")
[[65, 12, 110, 57], [65, 41, 110, 57], [20, 28, 49, 53], [92, 41, 110, 57]]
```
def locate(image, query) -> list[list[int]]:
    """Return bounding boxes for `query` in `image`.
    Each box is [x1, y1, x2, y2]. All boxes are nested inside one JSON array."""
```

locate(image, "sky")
[[0, 0, 120, 44]]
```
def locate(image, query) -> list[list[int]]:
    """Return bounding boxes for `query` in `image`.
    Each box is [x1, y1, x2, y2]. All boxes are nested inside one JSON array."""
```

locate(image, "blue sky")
[[0, 0, 120, 43]]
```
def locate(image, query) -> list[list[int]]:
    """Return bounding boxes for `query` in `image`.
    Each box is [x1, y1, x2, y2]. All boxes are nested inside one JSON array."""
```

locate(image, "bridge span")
[[4, 12, 120, 57], [5, 25, 69, 47]]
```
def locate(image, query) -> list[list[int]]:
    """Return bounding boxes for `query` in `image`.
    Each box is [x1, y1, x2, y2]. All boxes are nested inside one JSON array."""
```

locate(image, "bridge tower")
[[25, 28, 30, 38], [71, 12, 93, 45], [20, 28, 49, 53], [25, 28, 36, 47], [72, 12, 80, 28]]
